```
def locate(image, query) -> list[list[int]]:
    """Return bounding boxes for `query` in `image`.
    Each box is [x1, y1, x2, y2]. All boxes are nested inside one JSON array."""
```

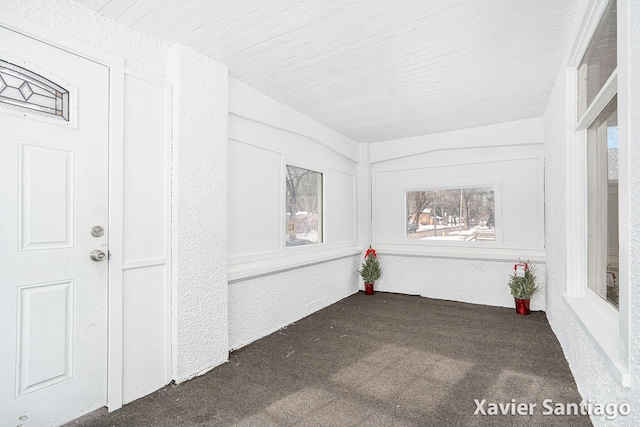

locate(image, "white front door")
[[0, 26, 110, 426]]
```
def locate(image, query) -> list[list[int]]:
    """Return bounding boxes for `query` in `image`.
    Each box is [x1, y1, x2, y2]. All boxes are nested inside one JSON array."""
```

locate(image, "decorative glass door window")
[[0, 59, 69, 121], [406, 188, 495, 241], [285, 165, 323, 247]]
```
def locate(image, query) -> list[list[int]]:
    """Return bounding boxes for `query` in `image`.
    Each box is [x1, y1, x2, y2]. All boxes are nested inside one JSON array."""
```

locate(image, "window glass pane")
[[405, 188, 495, 242], [577, 0, 617, 118], [285, 165, 323, 246], [608, 124, 618, 180], [587, 99, 618, 308]]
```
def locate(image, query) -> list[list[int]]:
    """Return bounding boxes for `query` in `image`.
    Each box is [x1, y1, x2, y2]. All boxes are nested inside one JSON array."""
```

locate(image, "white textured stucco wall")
[[628, 4, 640, 387], [627, 1, 640, 404], [375, 256, 546, 311], [543, 1, 640, 425], [543, 72, 568, 319], [229, 256, 360, 350], [0, 0, 168, 80], [169, 44, 229, 382]]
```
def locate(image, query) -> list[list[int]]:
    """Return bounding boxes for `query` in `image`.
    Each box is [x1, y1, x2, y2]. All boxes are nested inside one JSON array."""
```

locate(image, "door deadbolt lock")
[[90, 250, 107, 262], [91, 226, 104, 237]]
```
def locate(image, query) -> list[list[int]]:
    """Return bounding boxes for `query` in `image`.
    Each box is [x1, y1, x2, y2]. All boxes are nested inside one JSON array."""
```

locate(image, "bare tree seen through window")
[[286, 165, 323, 246], [406, 188, 495, 241]]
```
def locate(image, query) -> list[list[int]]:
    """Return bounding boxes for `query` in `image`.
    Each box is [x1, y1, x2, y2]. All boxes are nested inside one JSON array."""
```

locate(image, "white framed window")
[[565, 0, 629, 385], [405, 187, 495, 242], [285, 164, 323, 247], [569, 0, 618, 303]]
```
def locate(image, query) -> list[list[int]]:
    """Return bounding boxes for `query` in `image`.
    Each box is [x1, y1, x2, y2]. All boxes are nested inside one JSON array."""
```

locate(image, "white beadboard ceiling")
[[74, 0, 579, 143]]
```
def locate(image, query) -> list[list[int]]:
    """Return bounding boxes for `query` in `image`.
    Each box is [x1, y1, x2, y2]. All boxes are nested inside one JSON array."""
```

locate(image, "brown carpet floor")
[[65, 292, 591, 426]]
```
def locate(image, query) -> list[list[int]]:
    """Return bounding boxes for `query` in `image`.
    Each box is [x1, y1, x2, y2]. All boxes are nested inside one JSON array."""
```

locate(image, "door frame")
[[0, 10, 127, 411]]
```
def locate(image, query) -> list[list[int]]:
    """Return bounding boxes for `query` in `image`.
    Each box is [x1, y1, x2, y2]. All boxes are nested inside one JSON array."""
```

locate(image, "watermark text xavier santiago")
[[473, 399, 631, 420]]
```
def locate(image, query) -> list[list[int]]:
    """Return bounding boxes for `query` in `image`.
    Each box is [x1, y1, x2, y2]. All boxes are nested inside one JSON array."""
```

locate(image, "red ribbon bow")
[[365, 248, 377, 259]]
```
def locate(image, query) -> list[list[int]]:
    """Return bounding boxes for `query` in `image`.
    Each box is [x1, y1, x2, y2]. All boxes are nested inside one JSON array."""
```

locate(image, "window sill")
[[564, 290, 630, 387], [228, 246, 361, 283], [374, 244, 546, 262]]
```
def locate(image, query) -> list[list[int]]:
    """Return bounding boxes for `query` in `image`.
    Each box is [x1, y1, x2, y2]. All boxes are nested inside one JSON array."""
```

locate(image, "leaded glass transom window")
[[0, 59, 69, 121]]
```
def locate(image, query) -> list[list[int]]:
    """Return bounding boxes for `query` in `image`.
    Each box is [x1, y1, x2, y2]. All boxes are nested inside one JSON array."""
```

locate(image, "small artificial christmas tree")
[[359, 246, 381, 294]]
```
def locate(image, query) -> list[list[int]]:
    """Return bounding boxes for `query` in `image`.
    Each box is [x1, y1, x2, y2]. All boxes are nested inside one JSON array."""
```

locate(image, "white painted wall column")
[[169, 44, 229, 382], [620, 0, 640, 403], [357, 143, 372, 290], [357, 143, 372, 250]]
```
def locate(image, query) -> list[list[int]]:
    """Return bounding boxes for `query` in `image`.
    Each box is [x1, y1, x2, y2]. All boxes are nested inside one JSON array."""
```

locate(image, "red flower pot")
[[364, 282, 374, 295], [514, 298, 531, 315]]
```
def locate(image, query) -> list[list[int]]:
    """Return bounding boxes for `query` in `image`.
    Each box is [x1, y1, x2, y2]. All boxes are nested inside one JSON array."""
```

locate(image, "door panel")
[[0, 25, 109, 426], [17, 280, 73, 397], [121, 72, 171, 404], [19, 142, 74, 250]]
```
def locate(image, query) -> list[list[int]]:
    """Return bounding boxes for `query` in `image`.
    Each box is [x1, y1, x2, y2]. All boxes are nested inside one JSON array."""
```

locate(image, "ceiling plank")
[[99, 0, 138, 19], [81, 0, 580, 142]]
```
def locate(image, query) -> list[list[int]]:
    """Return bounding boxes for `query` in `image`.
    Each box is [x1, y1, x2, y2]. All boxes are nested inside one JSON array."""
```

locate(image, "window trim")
[[282, 158, 326, 250], [576, 71, 618, 132], [565, 289, 629, 386], [227, 156, 358, 282]]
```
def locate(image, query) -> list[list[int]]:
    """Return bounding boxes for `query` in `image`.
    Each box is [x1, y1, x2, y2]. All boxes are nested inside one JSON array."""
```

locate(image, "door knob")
[[90, 250, 107, 262]]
